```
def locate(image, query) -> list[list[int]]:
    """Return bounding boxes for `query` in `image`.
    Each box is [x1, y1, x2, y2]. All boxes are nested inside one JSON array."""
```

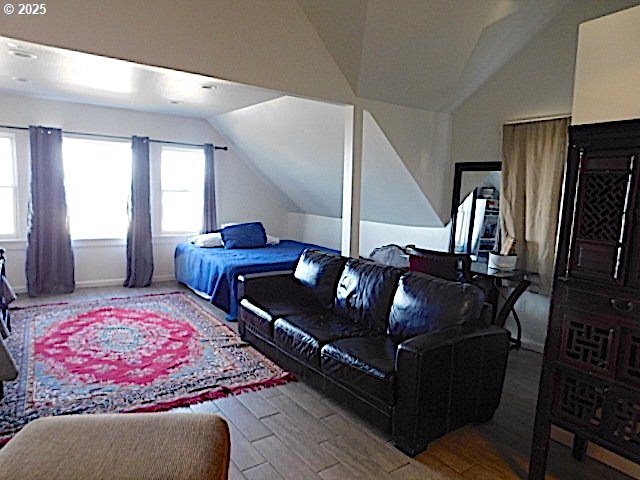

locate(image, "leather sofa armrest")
[[392, 325, 509, 455], [237, 270, 294, 283]]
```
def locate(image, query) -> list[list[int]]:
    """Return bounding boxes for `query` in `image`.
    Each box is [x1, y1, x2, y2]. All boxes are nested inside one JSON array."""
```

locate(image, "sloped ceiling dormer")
[[297, 0, 569, 112], [210, 96, 440, 226]]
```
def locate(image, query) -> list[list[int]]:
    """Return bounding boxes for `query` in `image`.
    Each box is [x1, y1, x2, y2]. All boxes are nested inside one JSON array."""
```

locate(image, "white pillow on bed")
[[188, 232, 223, 248]]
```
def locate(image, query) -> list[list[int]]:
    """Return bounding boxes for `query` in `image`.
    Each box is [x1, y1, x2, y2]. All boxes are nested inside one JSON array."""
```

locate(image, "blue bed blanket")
[[174, 240, 338, 321]]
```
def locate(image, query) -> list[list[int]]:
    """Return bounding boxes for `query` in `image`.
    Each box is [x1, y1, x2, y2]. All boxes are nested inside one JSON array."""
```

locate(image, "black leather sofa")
[[238, 249, 510, 455]]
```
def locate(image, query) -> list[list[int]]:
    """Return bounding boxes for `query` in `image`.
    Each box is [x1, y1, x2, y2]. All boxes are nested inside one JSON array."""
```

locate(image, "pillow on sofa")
[[293, 249, 347, 308], [188, 232, 223, 248], [388, 271, 485, 341], [220, 222, 267, 249], [335, 258, 404, 332]]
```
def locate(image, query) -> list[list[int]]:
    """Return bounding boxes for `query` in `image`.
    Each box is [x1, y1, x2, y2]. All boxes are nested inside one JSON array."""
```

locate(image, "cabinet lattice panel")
[[553, 371, 605, 429], [564, 319, 613, 370], [579, 172, 628, 242], [619, 332, 640, 386], [606, 392, 640, 454]]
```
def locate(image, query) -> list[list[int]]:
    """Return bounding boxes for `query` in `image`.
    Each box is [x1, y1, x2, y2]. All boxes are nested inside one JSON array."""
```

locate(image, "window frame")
[[0, 132, 18, 239], [158, 145, 204, 235], [61, 134, 133, 241]]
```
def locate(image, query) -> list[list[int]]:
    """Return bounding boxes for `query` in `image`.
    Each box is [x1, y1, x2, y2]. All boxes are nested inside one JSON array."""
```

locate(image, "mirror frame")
[[449, 161, 502, 253]]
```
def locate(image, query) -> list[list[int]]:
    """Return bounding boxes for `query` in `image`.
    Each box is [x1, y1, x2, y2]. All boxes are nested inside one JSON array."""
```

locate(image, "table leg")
[[495, 279, 530, 349]]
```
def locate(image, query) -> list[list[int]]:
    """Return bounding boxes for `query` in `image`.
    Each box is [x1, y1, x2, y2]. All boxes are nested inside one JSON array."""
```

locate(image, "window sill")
[[1, 236, 192, 251], [0, 239, 27, 250], [72, 238, 127, 248]]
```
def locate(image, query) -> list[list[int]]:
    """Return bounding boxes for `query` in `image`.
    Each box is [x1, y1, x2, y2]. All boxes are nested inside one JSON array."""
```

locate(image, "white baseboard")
[[75, 278, 127, 289], [520, 339, 544, 353], [75, 274, 175, 289], [12, 275, 176, 295]]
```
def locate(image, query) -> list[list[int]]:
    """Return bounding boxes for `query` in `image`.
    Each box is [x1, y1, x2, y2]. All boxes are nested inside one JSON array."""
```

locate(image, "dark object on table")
[[405, 245, 472, 282], [239, 249, 510, 456]]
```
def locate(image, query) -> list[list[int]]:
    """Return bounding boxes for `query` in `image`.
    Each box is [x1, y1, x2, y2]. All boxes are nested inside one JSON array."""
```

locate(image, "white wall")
[[287, 213, 342, 251], [362, 110, 442, 227], [572, 4, 640, 125], [363, 100, 452, 223], [359, 221, 450, 257], [0, 93, 290, 291], [212, 96, 345, 218], [287, 212, 450, 257]]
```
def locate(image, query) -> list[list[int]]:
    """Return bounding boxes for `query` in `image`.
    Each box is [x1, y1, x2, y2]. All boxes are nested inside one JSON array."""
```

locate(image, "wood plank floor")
[[13, 282, 636, 479]]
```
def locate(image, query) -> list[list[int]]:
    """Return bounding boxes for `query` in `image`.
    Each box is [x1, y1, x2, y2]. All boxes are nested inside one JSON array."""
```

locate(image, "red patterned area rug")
[[0, 291, 292, 442]]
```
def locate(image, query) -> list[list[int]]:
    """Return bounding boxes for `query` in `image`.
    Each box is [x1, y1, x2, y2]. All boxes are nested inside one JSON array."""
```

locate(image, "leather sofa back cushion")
[[389, 272, 485, 341], [335, 259, 403, 331], [293, 250, 347, 308]]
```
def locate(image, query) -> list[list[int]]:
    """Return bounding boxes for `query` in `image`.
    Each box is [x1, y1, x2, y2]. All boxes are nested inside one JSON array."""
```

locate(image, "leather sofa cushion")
[[240, 286, 325, 337], [274, 313, 371, 368], [335, 259, 403, 332], [294, 250, 347, 308], [321, 336, 396, 407], [389, 272, 485, 341]]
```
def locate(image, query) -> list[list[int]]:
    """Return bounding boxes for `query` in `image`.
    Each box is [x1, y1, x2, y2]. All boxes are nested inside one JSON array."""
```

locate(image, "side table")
[[471, 262, 530, 349]]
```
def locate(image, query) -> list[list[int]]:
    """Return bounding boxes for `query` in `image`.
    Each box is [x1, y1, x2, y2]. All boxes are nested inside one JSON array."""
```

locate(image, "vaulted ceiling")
[[297, 0, 569, 111], [1, 0, 625, 230]]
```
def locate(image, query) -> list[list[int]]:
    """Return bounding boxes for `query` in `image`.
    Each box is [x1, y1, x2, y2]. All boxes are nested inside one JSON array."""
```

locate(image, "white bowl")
[[488, 252, 517, 271]]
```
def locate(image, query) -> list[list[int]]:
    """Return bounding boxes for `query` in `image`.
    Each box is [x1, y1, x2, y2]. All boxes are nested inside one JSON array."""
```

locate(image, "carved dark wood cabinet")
[[529, 119, 640, 479]]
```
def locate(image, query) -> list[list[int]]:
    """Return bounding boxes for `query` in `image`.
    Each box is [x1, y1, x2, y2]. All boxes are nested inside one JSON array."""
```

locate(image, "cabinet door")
[[618, 328, 640, 388], [569, 147, 638, 286], [626, 196, 640, 291]]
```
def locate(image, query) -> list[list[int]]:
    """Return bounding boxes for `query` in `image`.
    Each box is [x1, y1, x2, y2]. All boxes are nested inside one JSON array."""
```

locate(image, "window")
[[160, 147, 204, 233], [0, 135, 17, 237], [62, 137, 132, 239]]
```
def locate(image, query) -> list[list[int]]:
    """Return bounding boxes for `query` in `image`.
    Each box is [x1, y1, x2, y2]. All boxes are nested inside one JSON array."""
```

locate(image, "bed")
[[174, 240, 338, 320]]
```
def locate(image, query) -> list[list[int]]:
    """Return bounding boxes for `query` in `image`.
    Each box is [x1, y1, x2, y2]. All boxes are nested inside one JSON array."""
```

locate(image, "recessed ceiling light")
[[169, 100, 183, 105], [8, 49, 37, 60], [12, 77, 29, 82], [201, 84, 217, 90]]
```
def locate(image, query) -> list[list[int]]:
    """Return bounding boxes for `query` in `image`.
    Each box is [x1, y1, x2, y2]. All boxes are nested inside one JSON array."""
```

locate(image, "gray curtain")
[[202, 143, 218, 233], [26, 126, 75, 296], [124, 136, 154, 287]]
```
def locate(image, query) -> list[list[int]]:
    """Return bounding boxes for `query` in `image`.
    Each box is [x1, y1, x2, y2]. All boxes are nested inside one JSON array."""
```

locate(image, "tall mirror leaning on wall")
[[449, 161, 502, 263]]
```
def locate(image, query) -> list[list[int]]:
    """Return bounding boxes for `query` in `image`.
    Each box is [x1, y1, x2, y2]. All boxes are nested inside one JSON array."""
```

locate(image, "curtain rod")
[[0, 124, 228, 151], [503, 114, 571, 126]]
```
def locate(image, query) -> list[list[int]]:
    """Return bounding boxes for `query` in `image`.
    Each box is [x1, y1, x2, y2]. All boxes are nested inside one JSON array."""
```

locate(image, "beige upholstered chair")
[[0, 413, 231, 480]]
